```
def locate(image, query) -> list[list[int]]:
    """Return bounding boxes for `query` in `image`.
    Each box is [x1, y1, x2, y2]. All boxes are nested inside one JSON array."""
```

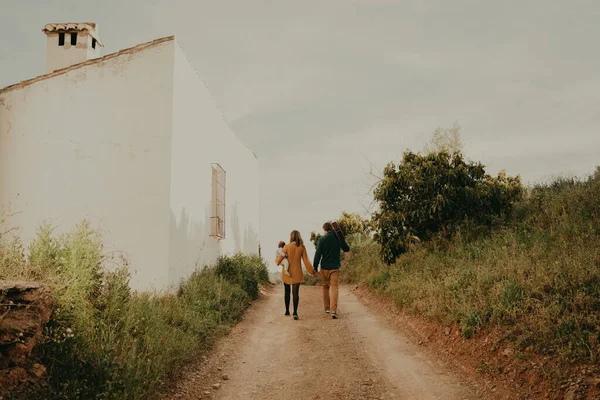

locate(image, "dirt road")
[[165, 285, 494, 400]]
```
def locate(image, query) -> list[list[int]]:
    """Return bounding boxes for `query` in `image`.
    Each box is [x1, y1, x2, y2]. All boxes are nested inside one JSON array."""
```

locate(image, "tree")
[[371, 151, 522, 264], [423, 122, 463, 154], [310, 211, 371, 248]]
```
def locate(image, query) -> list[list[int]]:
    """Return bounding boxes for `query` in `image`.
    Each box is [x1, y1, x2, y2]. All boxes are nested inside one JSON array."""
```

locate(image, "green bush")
[[343, 168, 600, 366], [0, 220, 269, 399], [371, 151, 522, 264], [214, 253, 269, 299], [339, 233, 383, 285]]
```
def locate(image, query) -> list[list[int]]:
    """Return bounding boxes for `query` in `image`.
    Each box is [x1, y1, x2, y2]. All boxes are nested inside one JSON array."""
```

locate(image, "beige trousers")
[[321, 269, 340, 312]]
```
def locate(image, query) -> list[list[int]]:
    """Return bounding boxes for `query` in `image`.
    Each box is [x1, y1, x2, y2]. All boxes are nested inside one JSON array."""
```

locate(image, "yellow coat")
[[275, 242, 315, 285]]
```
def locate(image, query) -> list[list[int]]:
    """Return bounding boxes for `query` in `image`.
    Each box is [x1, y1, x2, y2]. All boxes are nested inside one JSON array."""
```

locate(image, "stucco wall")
[[0, 40, 175, 292], [169, 42, 260, 287]]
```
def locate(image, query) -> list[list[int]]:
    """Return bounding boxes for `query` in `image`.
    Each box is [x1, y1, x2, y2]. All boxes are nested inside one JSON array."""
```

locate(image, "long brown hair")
[[289, 230, 304, 247]]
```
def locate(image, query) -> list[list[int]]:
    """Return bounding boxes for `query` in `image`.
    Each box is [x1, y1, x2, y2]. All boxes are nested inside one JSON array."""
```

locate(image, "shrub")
[[339, 233, 385, 284], [371, 151, 522, 264], [214, 253, 269, 300], [342, 168, 600, 365], [0, 220, 269, 399]]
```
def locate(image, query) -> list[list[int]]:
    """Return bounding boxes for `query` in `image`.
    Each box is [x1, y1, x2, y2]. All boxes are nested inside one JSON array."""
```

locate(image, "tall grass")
[[344, 168, 600, 365], [303, 272, 321, 286], [0, 221, 269, 399]]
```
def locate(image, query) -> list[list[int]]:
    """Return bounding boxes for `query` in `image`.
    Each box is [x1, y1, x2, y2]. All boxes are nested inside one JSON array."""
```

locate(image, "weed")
[[342, 169, 600, 367], [0, 220, 269, 399]]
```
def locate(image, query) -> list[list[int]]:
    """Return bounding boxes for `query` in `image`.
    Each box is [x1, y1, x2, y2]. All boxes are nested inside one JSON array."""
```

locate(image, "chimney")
[[42, 23, 104, 73]]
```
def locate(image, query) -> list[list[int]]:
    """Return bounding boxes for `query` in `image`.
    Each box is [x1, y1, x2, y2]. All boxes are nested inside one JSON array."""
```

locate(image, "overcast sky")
[[1, 0, 599, 270]]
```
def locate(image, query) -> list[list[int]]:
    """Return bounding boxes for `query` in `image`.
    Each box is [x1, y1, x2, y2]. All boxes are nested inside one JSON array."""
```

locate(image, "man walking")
[[313, 222, 350, 319]]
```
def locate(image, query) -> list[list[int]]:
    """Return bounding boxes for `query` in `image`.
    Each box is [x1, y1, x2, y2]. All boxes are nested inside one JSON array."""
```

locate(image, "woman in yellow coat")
[[275, 230, 317, 320]]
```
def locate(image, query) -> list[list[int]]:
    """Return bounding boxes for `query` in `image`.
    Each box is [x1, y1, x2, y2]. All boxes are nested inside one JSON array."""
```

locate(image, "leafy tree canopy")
[[371, 150, 522, 264]]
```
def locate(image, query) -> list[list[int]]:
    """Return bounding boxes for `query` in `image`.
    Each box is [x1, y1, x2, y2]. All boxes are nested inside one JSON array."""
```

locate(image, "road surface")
[[165, 285, 493, 400]]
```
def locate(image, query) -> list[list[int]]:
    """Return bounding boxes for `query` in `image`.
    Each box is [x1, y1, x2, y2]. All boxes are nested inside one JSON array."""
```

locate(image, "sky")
[[1, 0, 599, 271]]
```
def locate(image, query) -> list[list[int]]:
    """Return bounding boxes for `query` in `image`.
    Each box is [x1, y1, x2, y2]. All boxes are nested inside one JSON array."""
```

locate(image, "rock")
[[204, 391, 211, 395], [564, 386, 577, 400], [30, 363, 46, 378], [593, 378, 600, 389], [212, 383, 221, 390], [0, 281, 54, 396], [0, 281, 44, 292], [217, 366, 223, 371], [528, 375, 541, 387], [502, 347, 514, 357], [444, 327, 451, 335], [5, 343, 30, 360], [222, 374, 229, 380]]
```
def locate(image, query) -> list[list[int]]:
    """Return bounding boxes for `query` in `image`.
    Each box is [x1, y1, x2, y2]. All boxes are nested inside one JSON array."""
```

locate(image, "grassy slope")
[[342, 170, 600, 381]]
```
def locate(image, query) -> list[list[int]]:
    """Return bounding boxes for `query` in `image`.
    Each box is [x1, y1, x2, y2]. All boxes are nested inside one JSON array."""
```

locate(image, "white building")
[[0, 23, 260, 292]]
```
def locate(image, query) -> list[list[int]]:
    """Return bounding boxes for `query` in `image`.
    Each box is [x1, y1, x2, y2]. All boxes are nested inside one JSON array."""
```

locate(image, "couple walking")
[[275, 222, 350, 320]]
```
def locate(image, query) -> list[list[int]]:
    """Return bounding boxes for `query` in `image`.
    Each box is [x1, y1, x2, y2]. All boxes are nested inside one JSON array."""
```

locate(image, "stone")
[[30, 363, 46, 378], [222, 374, 229, 380], [564, 386, 578, 400], [212, 383, 221, 390], [5, 343, 30, 359]]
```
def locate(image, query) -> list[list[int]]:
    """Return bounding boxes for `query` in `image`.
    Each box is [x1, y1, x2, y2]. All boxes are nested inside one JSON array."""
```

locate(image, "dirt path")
[[164, 285, 495, 400]]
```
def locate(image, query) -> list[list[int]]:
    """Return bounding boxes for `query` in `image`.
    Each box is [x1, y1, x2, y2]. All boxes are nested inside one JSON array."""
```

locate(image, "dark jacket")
[[313, 231, 350, 271]]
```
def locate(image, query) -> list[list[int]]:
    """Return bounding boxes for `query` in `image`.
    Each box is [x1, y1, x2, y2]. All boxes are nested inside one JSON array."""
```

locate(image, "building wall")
[[0, 40, 175, 292], [169, 42, 260, 288]]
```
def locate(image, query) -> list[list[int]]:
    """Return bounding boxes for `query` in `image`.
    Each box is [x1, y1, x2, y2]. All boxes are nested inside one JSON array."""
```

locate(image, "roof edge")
[[0, 35, 175, 96], [42, 23, 104, 46]]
